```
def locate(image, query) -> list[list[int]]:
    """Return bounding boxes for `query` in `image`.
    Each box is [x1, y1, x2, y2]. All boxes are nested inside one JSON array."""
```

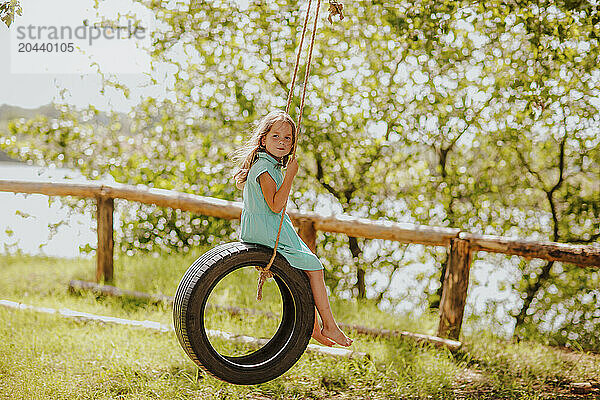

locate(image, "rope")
[[285, 0, 314, 115], [256, 0, 344, 301]]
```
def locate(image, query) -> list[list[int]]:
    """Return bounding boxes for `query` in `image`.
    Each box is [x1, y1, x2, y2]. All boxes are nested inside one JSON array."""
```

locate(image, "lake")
[[0, 162, 110, 258]]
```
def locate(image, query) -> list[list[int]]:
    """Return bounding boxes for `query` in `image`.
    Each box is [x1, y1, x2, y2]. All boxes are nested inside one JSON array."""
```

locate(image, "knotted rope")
[[327, 0, 344, 24], [256, 0, 344, 301]]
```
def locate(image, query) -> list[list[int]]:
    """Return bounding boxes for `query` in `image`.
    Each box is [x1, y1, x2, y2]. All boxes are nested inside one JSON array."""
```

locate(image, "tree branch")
[[514, 261, 554, 329], [315, 155, 341, 199], [562, 233, 600, 244], [549, 117, 568, 196], [258, 33, 288, 92], [515, 147, 547, 191], [375, 245, 408, 305]]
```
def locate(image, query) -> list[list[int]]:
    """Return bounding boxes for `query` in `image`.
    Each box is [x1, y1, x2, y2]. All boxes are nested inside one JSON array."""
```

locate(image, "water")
[[0, 162, 112, 258]]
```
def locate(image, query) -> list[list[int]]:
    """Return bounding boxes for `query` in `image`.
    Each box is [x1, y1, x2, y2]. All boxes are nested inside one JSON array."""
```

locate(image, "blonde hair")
[[232, 111, 297, 186]]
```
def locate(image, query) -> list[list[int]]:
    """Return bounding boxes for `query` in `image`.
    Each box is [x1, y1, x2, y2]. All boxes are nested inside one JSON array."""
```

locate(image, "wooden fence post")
[[96, 194, 114, 283], [296, 218, 317, 254], [437, 238, 473, 340]]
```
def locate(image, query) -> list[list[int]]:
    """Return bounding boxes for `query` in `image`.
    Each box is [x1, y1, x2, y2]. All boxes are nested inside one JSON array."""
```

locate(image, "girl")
[[233, 110, 352, 347]]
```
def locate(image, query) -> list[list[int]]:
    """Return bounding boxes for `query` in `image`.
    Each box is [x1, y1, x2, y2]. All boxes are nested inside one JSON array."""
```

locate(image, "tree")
[[3, 100, 238, 254], [472, 0, 600, 343], [0, 0, 22, 28], [2, 0, 599, 348]]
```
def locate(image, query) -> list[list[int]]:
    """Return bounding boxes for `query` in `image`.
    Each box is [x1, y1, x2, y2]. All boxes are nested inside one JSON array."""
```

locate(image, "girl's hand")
[[286, 157, 299, 178], [259, 157, 298, 214]]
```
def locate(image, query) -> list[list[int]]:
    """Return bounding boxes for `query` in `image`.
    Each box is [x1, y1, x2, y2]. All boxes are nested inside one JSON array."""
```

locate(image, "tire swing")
[[173, 0, 344, 385], [173, 242, 314, 385]]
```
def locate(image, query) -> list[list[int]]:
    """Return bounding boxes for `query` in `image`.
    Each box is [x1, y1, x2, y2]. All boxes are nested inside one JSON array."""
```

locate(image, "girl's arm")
[[258, 158, 298, 214]]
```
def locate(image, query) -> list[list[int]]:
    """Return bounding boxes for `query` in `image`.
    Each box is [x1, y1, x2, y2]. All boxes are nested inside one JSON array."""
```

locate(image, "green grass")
[[0, 252, 598, 399]]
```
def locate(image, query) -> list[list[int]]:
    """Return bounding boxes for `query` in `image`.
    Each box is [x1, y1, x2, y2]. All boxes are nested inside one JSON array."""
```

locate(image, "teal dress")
[[239, 151, 323, 271]]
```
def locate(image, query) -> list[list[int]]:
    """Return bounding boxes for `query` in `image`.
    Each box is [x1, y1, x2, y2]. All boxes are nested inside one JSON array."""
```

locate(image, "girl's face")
[[261, 120, 294, 160]]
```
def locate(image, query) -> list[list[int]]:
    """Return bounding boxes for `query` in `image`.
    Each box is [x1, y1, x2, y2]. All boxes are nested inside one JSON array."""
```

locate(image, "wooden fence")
[[1, 178, 599, 340]]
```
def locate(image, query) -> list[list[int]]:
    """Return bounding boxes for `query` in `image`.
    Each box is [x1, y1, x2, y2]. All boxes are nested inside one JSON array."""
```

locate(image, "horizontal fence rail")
[[1, 178, 599, 340], [0, 179, 460, 246], [1, 179, 598, 265], [460, 232, 600, 266]]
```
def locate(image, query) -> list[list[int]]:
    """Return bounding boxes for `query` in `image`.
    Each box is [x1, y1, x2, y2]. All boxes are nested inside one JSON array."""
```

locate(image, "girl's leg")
[[305, 269, 352, 347], [311, 308, 335, 347]]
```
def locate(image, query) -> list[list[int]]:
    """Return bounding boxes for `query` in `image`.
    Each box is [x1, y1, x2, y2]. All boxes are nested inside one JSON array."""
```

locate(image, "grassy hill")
[[0, 103, 60, 122], [0, 251, 598, 399], [0, 104, 58, 163], [0, 103, 61, 163]]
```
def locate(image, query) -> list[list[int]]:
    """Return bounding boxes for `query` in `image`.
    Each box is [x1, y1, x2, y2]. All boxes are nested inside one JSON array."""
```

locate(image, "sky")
[[0, 0, 161, 253], [0, 0, 159, 111]]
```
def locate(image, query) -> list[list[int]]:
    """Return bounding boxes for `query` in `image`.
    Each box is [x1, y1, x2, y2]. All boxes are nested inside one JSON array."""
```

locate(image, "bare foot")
[[322, 326, 353, 347], [312, 329, 335, 347], [312, 316, 334, 347]]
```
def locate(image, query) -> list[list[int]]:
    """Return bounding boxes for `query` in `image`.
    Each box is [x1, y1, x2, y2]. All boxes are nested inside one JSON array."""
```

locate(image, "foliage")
[[472, 0, 600, 340], [0, 0, 22, 28], [0, 0, 599, 348], [2, 102, 238, 254]]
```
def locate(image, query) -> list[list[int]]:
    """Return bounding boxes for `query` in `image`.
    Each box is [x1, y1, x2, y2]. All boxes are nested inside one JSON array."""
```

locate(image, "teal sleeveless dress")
[[239, 151, 323, 271]]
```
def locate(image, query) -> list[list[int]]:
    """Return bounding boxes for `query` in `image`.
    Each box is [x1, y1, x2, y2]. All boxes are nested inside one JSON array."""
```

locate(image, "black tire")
[[173, 242, 315, 385]]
